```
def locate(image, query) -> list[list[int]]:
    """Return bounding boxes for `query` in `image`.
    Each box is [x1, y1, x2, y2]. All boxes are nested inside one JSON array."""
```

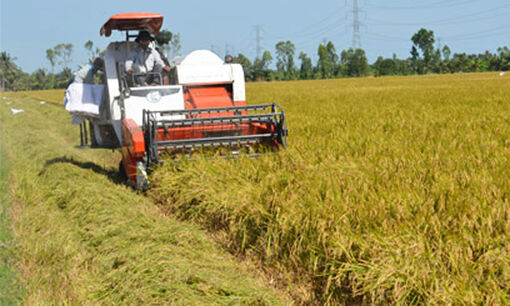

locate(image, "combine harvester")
[[65, 13, 287, 189]]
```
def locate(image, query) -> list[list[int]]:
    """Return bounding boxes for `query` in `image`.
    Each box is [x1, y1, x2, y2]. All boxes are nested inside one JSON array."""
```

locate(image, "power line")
[[366, 23, 510, 48], [445, 30, 510, 42], [366, 4, 510, 27], [365, 31, 409, 42], [443, 23, 510, 40], [366, 0, 482, 11], [265, 10, 347, 40], [271, 16, 348, 42]]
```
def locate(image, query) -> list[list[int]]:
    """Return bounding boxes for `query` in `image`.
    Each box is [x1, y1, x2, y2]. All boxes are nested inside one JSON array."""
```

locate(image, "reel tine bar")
[[143, 103, 287, 164]]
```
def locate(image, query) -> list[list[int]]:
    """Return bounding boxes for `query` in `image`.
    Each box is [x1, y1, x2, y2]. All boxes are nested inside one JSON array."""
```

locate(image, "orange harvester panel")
[[187, 87, 234, 117], [153, 86, 274, 145], [122, 119, 145, 183], [100, 12, 163, 37]]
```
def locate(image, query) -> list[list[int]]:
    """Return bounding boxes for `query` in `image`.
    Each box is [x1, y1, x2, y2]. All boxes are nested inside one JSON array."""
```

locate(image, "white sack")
[[63, 83, 104, 117], [11, 108, 24, 115]]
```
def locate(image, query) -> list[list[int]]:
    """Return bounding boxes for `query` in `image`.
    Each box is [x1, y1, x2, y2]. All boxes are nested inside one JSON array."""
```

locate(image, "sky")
[[1, 0, 509, 73]]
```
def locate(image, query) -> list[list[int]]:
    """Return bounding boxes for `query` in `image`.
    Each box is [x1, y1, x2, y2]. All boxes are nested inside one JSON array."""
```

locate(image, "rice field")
[[1, 72, 509, 304], [150, 73, 510, 304]]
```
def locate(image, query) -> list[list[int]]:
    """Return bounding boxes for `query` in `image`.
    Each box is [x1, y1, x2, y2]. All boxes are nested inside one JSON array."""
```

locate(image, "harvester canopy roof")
[[100, 12, 163, 37]]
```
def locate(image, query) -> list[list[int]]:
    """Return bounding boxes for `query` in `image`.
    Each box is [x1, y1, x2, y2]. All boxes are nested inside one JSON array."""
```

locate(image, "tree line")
[[1, 28, 509, 91], [1, 43, 80, 91], [235, 28, 509, 81]]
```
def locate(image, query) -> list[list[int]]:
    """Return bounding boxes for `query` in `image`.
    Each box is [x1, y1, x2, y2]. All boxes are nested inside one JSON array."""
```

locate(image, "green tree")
[[275, 41, 296, 80], [317, 44, 333, 78], [251, 50, 273, 81], [480, 50, 499, 71], [53, 43, 74, 70], [440, 45, 451, 73], [155, 30, 173, 46], [411, 28, 435, 73], [315, 41, 340, 78], [477, 56, 489, 72], [431, 48, 442, 73], [56, 67, 73, 88], [0, 52, 16, 90], [168, 33, 182, 60], [448, 53, 469, 73], [31, 68, 52, 90], [442, 45, 451, 62], [84, 40, 101, 60], [497, 46, 510, 70], [373, 56, 398, 76], [410, 46, 420, 73], [155, 29, 173, 62], [46, 49, 56, 73], [341, 48, 370, 77], [298, 52, 313, 80], [232, 53, 252, 77], [0, 52, 29, 91], [326, 41, 340, 76]]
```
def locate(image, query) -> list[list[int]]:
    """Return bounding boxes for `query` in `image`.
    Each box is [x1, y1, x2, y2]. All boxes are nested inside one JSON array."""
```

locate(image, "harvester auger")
[[64, 13, 287, 189]]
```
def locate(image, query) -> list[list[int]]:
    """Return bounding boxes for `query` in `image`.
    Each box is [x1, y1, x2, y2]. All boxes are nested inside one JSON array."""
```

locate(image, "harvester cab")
[[66, 12, 287, 189]]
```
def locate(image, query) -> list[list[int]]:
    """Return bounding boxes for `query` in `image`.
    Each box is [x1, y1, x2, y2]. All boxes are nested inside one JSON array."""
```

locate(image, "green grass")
[[0, 112, 24, 304], [0, 94, 286, 304], [149, 73, 510, 304]]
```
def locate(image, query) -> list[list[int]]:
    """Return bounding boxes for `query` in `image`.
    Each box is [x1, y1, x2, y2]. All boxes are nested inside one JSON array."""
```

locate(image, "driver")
[[125, 30, 165, 86]]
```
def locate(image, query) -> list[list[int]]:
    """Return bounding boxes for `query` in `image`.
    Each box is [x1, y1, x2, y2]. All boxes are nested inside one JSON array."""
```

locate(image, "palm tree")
[[0, 52, 18, 91]]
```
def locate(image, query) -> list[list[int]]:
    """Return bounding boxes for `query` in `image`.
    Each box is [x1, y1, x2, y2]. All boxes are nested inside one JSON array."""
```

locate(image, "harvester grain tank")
[[65, 13, 288, 189]]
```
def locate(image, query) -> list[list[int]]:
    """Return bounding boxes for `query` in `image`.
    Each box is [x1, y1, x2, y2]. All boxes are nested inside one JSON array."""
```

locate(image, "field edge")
[[0, 119, 25, 304]]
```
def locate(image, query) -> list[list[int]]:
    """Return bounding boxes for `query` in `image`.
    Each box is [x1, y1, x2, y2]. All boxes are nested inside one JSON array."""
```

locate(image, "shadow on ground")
[[41, 157, 126, 185]]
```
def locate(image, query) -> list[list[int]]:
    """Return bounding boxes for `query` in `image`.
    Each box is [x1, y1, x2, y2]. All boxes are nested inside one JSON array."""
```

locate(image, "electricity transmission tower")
[[253, 25, 263, 58], [350, 0, 362, 49]]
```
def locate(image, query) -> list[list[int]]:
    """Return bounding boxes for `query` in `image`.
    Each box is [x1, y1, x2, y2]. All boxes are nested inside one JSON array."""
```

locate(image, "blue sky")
[[1, 0, 509, 73]]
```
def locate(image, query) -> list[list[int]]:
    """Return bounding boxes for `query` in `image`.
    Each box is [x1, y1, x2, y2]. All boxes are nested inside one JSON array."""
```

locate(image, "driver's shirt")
[[125, 46, 164, 74]]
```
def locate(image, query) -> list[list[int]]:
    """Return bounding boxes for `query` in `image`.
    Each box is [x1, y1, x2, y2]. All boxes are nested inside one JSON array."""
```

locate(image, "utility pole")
[[352, 0, 361, 49], [253, 25, 262, 59]]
